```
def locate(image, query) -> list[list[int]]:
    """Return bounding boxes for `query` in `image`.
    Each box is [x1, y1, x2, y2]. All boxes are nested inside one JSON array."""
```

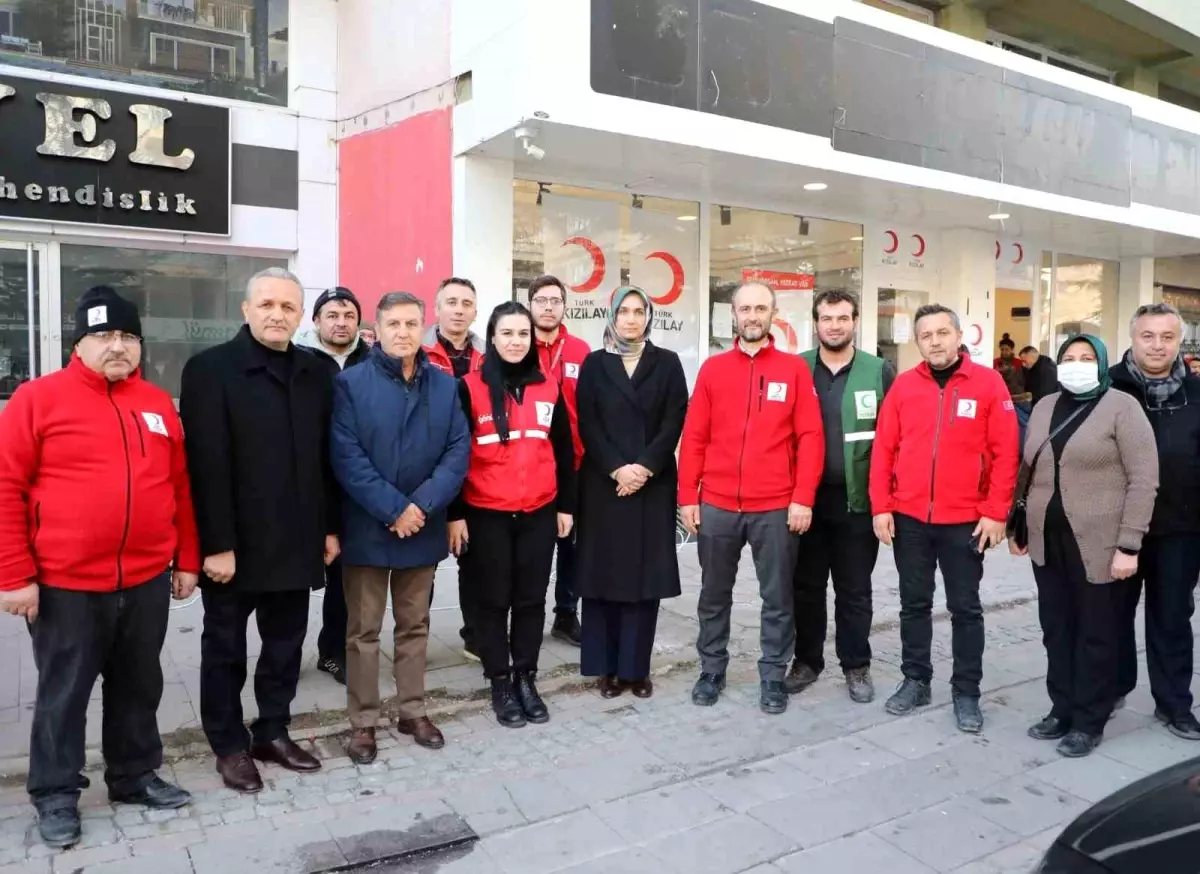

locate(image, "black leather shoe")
[[36, 806, 80, 849], [598, 675, 623, 699], [691, 672, 726, 706], [760, 680, 788, 715], [514, 671, 549, 723], [491, 676, 527, 728], [216, 752, 264, 794], [109, 775, 191, 809], [844, 668, 875, 704], [1057, 730, 1101, 758], [1028, 715, 1071, 740], [784, 662, 819, 695], [953, 695, 984, 733], [250, 737, 321, 772], [1156, 709, 1200, 740], [550, 613, 582, 647], [885, 678, 931, 715]]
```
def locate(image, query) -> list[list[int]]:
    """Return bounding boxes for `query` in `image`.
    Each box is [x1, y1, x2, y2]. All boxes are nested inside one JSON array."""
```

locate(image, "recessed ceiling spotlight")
[[988, 212, 1010, 220], [803, 182, 828, 191]]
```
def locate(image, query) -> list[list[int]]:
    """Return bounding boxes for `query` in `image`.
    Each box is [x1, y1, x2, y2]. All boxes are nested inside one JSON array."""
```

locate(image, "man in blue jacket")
[[331, 292, 470, 762]]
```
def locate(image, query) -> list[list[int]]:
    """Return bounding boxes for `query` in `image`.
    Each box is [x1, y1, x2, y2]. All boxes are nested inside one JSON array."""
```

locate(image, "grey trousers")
[[696, 503, 798, 682]]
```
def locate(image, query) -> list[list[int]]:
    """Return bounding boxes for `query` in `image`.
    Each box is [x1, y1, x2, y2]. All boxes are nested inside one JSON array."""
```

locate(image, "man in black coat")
[[180, 267, 341, 793], [1111, 302, 1200, 742], [1019, 345, 1058, 407], [296, 286, 368, 686]]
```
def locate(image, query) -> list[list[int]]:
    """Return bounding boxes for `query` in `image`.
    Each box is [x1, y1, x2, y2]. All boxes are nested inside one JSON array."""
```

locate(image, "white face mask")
[[1058, 361, 1100, 395]]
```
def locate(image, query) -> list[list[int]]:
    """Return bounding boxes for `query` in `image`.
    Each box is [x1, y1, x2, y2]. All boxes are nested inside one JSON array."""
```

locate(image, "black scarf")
[[481, 344, 545, 444]]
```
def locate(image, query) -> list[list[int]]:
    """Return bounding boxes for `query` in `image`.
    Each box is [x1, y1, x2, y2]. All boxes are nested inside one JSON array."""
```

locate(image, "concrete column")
[[1116, 257, 1155, 359], [940, 229, 997, 365], [938, 1, 988, 42], [1117, 66, 1160, 98], [452, 155, 515, 321], [1118, 66, 1156, 98]]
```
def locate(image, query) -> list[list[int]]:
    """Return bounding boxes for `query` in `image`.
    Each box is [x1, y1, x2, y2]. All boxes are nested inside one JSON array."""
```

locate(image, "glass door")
[[0, 242, 48, 401]]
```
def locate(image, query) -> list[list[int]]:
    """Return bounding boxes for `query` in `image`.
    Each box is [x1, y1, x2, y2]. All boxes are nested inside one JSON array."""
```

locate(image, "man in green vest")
[[787, 291, 895, 703]]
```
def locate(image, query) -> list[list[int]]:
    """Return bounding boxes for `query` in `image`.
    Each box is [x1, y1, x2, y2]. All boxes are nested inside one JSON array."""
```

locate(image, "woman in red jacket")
[[448, 302, 576, 728]]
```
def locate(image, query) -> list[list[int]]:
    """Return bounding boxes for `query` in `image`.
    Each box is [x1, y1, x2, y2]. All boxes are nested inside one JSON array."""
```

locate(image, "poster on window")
[[539, 193, 622, 353], [628, 207, 700, 381]]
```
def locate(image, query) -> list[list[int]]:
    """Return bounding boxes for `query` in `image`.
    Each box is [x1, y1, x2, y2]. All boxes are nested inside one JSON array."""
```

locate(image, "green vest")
[[802, 349, 885, 514]]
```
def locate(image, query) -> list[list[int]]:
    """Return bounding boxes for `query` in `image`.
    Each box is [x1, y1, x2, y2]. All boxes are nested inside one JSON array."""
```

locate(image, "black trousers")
[[579, 598, 660, 681], [200, 587, 310, 757], [459, 504, 557, 679], [1034, 523, 1126, 736], [317, 556, 347, 662], [1118, 534, 1200, 718], [793, 485, 877, 674], [27, 574, 170, 809], [554, 533, 579, 616], [893, 514, 985, 697]]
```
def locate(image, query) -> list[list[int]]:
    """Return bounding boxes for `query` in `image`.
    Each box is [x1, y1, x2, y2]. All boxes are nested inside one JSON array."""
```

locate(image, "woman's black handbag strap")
[[1018, 401, 1096, 503]]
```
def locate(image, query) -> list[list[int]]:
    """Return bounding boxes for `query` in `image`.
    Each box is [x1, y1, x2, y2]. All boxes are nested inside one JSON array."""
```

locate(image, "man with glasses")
[[529, 275, 591, 645], [1112, 302, 1200, 740], [0, 286, 199, 847]]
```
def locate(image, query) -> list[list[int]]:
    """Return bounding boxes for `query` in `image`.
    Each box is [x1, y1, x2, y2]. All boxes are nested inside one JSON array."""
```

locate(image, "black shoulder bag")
[[1006, 401, 1095, 549]]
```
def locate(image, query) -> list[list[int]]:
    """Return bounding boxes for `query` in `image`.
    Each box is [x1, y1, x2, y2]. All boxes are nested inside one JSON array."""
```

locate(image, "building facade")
[[7, 0, 1200, 404], [0, 0, 336, 402]]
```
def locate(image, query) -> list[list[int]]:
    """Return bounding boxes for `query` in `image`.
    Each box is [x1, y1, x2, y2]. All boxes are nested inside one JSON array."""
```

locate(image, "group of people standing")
[[1, 266, 1197, 852]]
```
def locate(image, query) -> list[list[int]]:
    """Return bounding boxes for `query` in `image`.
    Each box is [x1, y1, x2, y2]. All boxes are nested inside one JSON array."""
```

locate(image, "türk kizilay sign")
[[0, 75, 230, 235]]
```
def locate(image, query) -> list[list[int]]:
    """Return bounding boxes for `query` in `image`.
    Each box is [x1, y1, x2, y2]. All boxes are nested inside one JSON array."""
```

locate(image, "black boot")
[[514, 671, 550, 724], [490, 676, 527, 728]]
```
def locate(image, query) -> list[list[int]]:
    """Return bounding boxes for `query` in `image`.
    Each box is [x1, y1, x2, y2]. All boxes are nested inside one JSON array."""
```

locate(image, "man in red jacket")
[[0, 286, 200, 849], [869, 304, 1018, 733], [529, 274, 591, 646], [679, 281, 825, 714]]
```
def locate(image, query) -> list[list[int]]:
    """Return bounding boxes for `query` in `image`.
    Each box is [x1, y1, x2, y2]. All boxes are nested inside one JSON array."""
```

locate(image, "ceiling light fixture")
[[988, 212, 1010, 221], [677, 215, 697, 221], [719, 205, 732, 226], [850, 235, 863, 242], [631, 194, 644, 210], [803, 182, 828, 191]]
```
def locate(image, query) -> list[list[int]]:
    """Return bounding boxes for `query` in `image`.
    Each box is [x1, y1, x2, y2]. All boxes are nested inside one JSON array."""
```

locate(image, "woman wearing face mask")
[[448, 302, 576, 728], [574, 287, 689, 698], [1010, 335, 1158, 758]]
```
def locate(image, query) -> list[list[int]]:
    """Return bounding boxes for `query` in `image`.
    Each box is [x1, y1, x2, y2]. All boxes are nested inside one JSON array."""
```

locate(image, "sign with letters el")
[[0, 75, 230, 235]]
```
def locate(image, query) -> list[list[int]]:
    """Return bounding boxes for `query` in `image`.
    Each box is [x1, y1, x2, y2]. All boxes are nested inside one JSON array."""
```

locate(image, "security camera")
[[523, 139, 546, 161], [515, 126, 544, 160]]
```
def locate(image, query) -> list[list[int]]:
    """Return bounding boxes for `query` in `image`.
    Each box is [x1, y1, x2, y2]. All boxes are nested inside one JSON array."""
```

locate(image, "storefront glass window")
[[60, 245, 286, 396], [877, 288, 928, 373], [708, 206, 862, 356], [1155, 255, 1200, 358], [1048, 255, 1119, 354], [513, 180, 701, 381], [0, 244, 40, 399], [0, 0, 288, 106]]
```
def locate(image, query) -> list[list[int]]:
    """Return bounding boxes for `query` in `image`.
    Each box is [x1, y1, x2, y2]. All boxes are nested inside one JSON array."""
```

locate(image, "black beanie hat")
[[312, 286, 361, 321], [74, 286, 142, 345]]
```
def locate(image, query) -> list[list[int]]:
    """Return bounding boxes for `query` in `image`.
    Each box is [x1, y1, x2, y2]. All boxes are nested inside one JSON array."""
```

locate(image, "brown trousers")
[[344, 565, 435, 725]]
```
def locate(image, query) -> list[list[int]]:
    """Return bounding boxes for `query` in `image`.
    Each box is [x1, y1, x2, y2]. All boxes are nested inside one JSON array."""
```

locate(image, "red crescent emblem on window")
[[772, 318, 799, 353], [1012, 243, 1024, 264], [967, 323, 983, 346], [912, 234, 926, 258], [643, 251, 684, 306], [561, 236, 605, 293], [884, 230, 899, 254]]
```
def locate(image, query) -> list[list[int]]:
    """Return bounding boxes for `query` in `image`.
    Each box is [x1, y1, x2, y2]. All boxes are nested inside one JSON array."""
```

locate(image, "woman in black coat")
[[575, 286, 689, 699]]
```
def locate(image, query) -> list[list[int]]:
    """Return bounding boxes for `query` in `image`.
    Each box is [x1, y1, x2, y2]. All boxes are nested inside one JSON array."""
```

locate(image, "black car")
[[1035, 756, 1200, 872]]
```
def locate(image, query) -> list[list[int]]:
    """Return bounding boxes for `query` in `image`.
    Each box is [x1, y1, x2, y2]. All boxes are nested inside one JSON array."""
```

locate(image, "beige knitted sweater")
[[1022, 389, 1158, 584]]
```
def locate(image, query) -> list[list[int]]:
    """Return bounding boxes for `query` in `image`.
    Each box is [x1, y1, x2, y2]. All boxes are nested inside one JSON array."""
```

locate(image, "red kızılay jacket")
[[678, 337, 825, 512], [0, 355, 201, 593], [869, 355, 1019, 525], [536, 325, 590, 469]]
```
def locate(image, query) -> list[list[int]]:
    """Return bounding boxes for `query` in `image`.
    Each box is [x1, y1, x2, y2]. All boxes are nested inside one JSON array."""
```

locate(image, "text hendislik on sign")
[[0, 74, 230, 235]]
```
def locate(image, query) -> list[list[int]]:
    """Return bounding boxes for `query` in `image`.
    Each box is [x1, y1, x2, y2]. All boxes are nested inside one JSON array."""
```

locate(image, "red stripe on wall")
[[338, 107, 453, 322]]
